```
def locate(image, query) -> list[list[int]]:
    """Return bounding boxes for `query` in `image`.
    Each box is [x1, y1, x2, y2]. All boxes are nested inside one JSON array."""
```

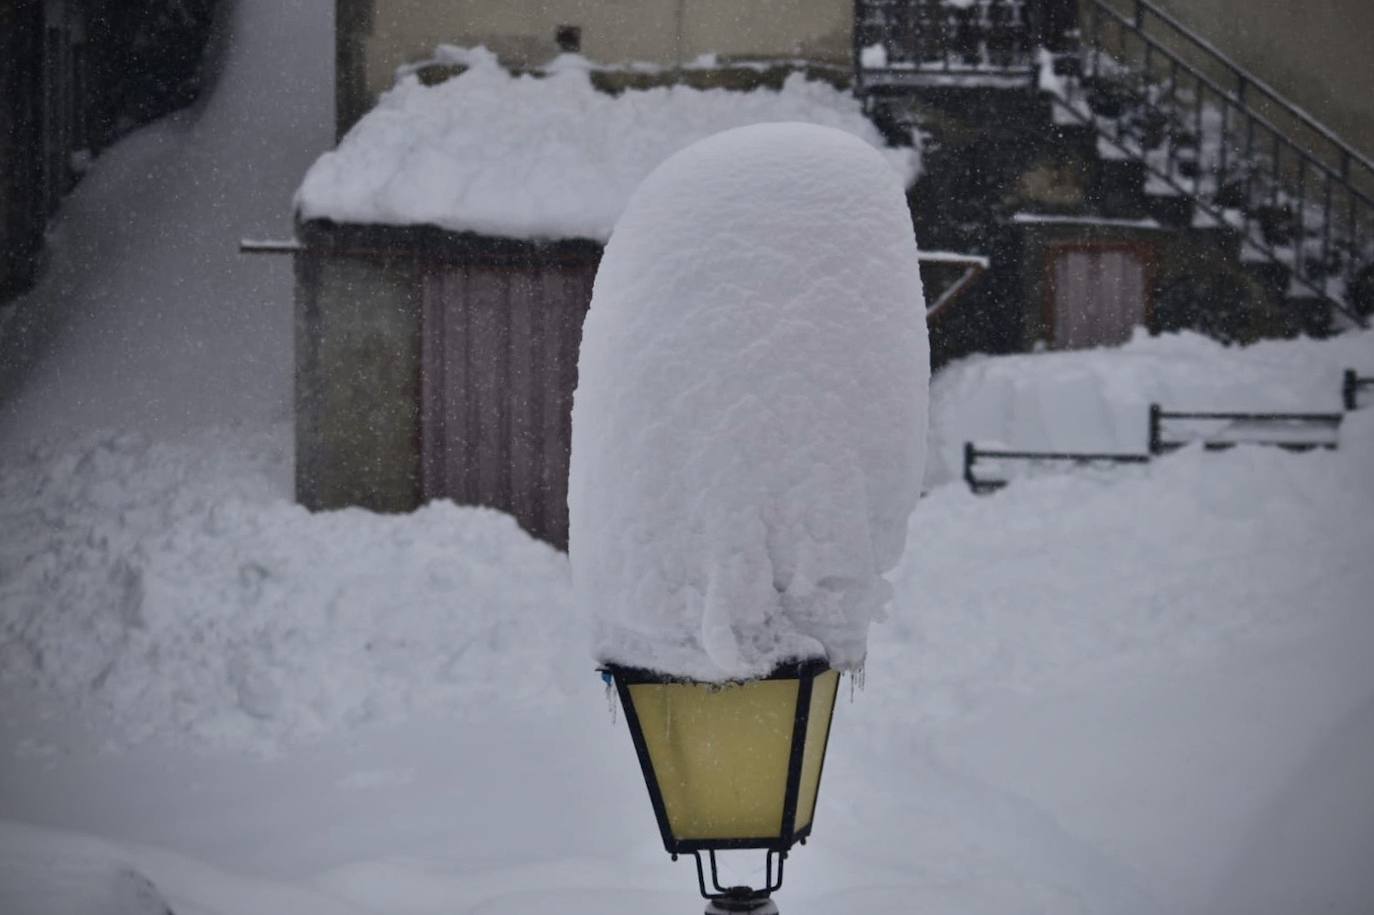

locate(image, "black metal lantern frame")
[[603, 657, 838, 906]]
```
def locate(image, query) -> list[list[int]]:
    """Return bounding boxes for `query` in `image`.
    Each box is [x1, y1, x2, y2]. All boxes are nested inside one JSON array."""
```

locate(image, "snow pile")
[[569, 124, 929, 681], [0, 824, 171, 915], [0, 426, 577, 751], [926, 328, 1373, 486], [295, 47, 919, 241]]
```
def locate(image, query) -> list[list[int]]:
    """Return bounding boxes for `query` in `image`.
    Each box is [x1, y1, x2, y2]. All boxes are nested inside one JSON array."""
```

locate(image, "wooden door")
[[420, 258, 595, 550], [1045, 243, 1152, 349]]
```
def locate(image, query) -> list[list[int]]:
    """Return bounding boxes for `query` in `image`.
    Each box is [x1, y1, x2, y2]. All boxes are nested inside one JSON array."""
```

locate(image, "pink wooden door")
[[420, 259, 595, 550], [1048, 245, 1150, 349]]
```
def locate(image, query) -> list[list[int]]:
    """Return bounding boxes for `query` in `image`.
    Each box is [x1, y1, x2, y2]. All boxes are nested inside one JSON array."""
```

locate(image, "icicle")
[[848, 659, 867, 702], [602, 671, 618, 725]]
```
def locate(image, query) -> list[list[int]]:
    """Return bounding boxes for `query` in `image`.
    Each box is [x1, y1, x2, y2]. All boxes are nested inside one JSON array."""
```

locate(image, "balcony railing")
[[855, 0, 1062, 91]]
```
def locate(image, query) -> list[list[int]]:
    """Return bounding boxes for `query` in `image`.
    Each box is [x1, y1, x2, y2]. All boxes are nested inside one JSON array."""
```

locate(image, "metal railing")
[[963, 442, 1148, 493], [1344, 369, 1373, 411], [963, 385, 1355, 492], [1148, 405, 1342, 454], [1058, 0, 1374, 325], [855, 0, 1045, 90]]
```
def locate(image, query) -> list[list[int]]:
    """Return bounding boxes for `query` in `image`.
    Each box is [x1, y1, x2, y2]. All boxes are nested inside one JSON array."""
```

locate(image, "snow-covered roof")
[[295, 47, 919, 242]]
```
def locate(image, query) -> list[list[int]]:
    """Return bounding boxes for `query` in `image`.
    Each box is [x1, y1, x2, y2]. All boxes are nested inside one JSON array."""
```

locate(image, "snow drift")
[[295, 46, 919, 241], [569, 123, 930, 681]]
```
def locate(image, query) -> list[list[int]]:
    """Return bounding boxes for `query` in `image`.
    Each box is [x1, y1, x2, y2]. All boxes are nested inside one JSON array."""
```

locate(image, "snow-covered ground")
[[3, 2, 1374, 914]]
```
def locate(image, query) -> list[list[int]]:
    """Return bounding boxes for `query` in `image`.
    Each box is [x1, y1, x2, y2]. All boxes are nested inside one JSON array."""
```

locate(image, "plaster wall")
[[356, 0, 851, 101]]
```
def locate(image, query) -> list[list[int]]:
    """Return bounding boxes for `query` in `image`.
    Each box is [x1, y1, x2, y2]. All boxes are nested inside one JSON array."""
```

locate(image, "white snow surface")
[[295, 47, 919, 241], [568, 124, 929, 681], [4, 2, 1374, 912]]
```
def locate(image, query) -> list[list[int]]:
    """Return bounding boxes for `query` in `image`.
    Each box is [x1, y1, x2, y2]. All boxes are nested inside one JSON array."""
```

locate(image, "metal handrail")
[[1118, 0, 1374, 180], [1068, 0, 1373, 324], [1050, 98, 1368, 324], [1148, 403, 1343, 454], [963, 441, 1150, 492], [966, 393, 1349, 492], [855, 0, 1373, 326], [1088, 0, 1374, 204], [1342, 369, 1372, 411]]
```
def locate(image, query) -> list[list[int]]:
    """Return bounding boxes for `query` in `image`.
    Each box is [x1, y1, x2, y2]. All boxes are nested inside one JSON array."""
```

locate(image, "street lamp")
[[603, 658, 840, 914]]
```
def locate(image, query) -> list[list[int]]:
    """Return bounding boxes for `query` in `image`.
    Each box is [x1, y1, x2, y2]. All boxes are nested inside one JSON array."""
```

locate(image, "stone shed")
[[290, 49, 923, 548]]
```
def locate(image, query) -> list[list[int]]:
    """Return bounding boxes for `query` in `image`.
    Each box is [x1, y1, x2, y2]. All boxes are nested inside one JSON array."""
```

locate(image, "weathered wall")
[[348, 0, 851, 115], [295, 249, 424, 513], [294, 224, 601, 547]]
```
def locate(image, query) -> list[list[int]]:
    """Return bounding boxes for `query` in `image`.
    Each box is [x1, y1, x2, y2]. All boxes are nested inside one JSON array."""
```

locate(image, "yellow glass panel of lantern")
[[793, 669, 839, 832], [628, 678, 799, 841]]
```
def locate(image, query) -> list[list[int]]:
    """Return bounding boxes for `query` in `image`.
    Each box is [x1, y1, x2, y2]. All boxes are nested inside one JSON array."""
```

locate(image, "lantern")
[[603, 658, 840, 913]]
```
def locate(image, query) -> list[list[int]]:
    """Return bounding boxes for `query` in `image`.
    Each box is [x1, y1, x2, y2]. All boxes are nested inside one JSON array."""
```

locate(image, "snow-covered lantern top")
[[570, 122, 929, 911], [571, 121, 929, 681]]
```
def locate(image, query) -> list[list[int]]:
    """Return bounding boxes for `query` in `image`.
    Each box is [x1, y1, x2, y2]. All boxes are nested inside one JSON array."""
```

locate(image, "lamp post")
[[575, 122, 927, 915], [603, 658, 840, 914]]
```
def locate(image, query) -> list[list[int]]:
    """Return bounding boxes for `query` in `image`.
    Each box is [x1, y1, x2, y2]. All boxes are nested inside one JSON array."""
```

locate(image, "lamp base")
[[705, 896, 778, 915]]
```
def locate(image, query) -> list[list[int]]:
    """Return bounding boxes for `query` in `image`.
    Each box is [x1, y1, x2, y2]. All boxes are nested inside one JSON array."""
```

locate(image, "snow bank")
[[0, 426, 577, 752], [569, 123, 929, 681], [295, 47, 918, 242], [0, 822, 172, 915]]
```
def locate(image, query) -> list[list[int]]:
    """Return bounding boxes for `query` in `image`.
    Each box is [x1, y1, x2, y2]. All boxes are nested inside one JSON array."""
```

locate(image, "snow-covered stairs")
[[1044, 0, 1374, 328]]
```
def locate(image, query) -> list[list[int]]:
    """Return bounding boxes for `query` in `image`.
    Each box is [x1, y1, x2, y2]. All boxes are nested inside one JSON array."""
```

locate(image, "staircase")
[[855, 0, 1374, 329]]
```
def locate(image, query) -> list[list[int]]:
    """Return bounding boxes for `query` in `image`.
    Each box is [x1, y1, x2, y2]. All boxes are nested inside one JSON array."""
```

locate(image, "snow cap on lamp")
[[569, 122, 930, 683]]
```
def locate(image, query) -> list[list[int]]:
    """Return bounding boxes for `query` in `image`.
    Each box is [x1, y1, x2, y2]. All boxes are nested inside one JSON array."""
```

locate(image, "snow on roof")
[[295, 47, 919, 242], [569, 123, 929, 681]]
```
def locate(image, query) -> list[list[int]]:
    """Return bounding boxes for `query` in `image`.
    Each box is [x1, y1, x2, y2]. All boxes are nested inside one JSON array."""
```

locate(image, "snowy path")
[[3, 1, 1374, 912], [0, 0, 331, 446]]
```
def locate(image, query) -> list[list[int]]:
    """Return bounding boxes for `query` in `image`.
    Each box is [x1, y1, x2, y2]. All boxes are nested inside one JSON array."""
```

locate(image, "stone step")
[[1143, 192, 1194, 228], [1092, 157, 1149, 217]]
